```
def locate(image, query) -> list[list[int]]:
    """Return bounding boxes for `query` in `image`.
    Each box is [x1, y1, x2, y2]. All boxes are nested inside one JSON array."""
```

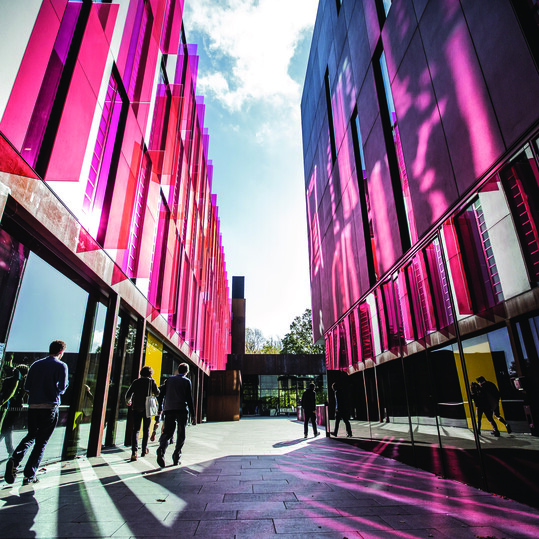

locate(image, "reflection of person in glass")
[[476, 376, 512, 436], [331, 382, 352, 437], [0, 364, 29, 455], [5, 340, 68, 485], [470, 382, 495, 435]]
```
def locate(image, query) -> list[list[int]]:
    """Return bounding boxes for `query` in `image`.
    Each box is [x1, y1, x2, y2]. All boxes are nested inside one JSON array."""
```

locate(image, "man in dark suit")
[[156, 363, 196, 467], [301, 383, 319, 438]]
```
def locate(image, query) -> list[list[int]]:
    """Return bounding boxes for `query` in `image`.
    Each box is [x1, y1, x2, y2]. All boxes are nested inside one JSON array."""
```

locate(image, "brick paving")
[[1, 417, 539, 538]]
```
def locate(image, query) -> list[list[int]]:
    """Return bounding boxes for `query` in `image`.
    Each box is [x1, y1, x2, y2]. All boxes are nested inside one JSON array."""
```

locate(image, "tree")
[[245, 328, 265, 353], [281, 309, 325, 354], [261, 337, 282, 354]]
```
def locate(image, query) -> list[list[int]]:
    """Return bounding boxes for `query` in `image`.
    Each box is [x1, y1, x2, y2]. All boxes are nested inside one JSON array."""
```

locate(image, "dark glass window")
[[324, 69, 337, 165], [351, 109, 378, 285]]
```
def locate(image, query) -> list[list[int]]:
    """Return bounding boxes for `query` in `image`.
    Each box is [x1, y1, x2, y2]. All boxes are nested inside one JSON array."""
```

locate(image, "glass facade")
[[303, 0, 539, 507], [241, 374, 326, 417], [0, 0, 230, 467]]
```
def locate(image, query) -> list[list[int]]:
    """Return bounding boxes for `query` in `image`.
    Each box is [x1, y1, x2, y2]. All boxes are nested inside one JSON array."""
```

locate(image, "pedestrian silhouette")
[[473, 376, 512, 436]]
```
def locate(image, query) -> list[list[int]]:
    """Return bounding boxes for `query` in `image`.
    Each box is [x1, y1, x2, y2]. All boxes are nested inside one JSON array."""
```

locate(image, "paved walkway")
[[1, 417, 539, 538]]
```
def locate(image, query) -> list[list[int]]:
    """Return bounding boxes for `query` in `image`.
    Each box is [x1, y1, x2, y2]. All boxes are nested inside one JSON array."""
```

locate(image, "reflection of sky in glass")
[[91, 302, 107, 353], [354, 114, 366, 179], [379, 52, 396, 125], [487, 327, 515, 372], [6, 252, 88, 353], [383, 0, 392, 17]]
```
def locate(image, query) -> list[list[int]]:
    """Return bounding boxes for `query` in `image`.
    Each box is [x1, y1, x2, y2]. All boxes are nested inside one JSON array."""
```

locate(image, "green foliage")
[[260, 337, 282, 354], [281, 309, 325, 355], [245, 328, 266, 353]]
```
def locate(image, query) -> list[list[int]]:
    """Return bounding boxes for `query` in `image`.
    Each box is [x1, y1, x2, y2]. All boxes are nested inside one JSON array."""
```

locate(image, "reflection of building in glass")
[[301, 0, 539, 508], [0, 1, 229, 464]]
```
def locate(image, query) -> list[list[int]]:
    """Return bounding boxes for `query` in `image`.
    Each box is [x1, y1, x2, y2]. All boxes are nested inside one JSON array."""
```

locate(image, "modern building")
[[208, 276, 327, 421], [301, 0, 539, 506], [0, 0, 230, 465]]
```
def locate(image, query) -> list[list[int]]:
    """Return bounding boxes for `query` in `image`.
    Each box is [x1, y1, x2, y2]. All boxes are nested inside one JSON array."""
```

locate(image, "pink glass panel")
[[0, 0, 63, 151], [442, 220, 473, 315]]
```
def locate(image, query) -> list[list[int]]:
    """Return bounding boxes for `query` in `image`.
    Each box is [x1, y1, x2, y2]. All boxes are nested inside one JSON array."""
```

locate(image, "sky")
[[182, 0, 320, 341]]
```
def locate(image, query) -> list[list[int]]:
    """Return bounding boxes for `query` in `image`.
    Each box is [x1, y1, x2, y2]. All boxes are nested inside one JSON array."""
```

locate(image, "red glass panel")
[[499, 154, 539, 282], [0, 1, 63, 151], [442, 220, 473, 315], [359, 302, 374, 361]]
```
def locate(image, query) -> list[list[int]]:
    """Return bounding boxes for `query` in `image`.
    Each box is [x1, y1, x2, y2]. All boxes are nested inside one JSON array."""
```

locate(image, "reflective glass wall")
[[0, 249, 91, 464], [323, 137, 539, 506], [241, 374, 326, 417]]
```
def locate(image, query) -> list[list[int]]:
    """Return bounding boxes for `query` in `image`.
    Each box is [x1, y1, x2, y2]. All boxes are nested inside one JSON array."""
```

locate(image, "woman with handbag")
[[125, 366, 159, 461]]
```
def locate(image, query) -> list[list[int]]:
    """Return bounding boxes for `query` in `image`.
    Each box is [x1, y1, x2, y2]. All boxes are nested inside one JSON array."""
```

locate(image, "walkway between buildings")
[[1, 417, 539, 538]]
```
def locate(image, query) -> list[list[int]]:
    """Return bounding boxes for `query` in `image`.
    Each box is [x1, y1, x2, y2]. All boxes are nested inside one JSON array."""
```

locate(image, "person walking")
[[5, 340, 68, 485], [476, 376, 512, 436], [332, 382, 352, 437], [156, 363, 196, 467], [125, 366, 159, 461], [0, 364, 29, 455], [470, 381, 497, 436], [301, 382, 319, 438]]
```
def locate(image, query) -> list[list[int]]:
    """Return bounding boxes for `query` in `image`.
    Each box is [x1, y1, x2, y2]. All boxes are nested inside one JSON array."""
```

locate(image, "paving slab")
[[1, 417, 538, 538]]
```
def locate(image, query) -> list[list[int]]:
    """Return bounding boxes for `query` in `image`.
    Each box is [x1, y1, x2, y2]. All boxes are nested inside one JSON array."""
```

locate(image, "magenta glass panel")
[[375, 287, 388, 352], [338, 320, 349, 370], [0, 133, 38, 179], [395, 268, 415, 343], [359, 302, 374, 361], [324, 332, 332, 370], [124, 151, 151, 277], [47, 4, 116, 183], [405, 263, 424, 340], [102, 105, 146, 249], [83, 73, 122, 215], [455, 201, 502, 312], [442, 220, 473, 315], [499, 147, 539, 283], [20, 2, 81, 168], [424, 240, 454, 330], [160, 0, 184, 54], [382, 281, 399, 354], [103, 150, 138, 250], [411, 254, 437, 334], [148, 195, 168, 307], [0, 1, 62, 151]]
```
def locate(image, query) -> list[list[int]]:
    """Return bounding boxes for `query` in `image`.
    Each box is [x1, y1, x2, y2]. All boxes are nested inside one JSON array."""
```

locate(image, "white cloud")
[[183, 0, 318, 112]]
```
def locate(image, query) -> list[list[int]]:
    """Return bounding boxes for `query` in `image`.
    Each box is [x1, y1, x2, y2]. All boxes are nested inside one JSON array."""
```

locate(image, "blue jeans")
[[12, 407, 58, 479], [131, 409, 151, 454], [158, 410, 187, 456]]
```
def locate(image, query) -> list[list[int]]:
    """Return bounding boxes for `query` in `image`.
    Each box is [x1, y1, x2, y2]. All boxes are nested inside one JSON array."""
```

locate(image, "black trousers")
[[158, 410, 188, 455], [304, 410, 317, 436], [334, 409, 352, 436]]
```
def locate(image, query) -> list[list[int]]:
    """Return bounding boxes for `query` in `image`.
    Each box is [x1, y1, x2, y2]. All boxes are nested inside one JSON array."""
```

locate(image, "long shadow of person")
[[0, 490, 39, 538]]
